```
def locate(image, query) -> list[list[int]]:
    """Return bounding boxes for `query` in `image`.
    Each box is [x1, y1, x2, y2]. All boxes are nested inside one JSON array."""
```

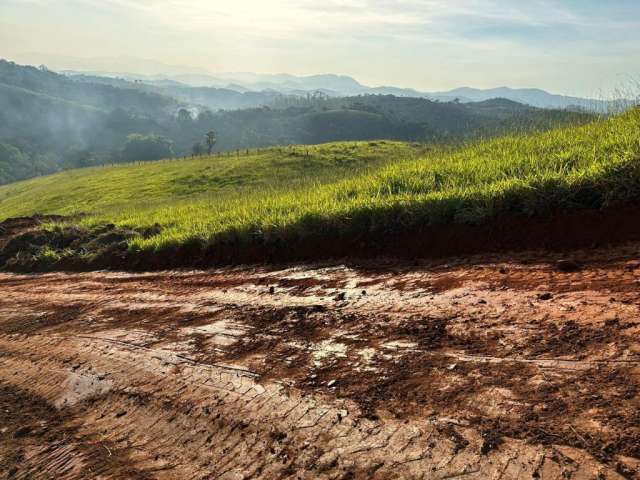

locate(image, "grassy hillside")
[[1, 109, 639, 268], [0, 141, 427, 220]]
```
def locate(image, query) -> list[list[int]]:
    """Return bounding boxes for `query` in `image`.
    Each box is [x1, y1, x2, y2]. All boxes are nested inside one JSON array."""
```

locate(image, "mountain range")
[[60, 70, 625, 112], [10, 53, 633, 112]]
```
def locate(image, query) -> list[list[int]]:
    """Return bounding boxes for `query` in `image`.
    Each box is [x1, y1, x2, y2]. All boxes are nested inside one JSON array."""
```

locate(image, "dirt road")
[[1, 244, 639, 479]]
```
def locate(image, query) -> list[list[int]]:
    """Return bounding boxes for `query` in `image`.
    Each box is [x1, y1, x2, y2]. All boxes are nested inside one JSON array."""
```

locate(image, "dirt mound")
[[0, 217, 160, 272], [0, 215, 63, 246]]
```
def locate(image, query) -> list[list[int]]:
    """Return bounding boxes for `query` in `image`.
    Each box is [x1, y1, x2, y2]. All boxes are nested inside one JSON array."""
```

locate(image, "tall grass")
[[127, 109, 640, 252]]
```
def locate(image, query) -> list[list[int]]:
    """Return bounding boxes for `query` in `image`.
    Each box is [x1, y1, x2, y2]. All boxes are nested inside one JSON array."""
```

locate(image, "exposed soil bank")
[[189, 203, 640, 269], [2, 204, 640, 272]]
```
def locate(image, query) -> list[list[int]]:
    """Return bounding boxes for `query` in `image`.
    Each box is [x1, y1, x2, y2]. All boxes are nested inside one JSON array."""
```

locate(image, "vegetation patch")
[[0, 220, 161, 272]]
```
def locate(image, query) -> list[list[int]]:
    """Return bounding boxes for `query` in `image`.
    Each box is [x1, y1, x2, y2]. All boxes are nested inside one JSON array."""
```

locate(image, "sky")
[[1, 0, 639, 96]]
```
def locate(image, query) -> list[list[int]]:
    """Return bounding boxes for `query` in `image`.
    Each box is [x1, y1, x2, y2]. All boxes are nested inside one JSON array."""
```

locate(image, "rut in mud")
[[1, 243, 640, 479]]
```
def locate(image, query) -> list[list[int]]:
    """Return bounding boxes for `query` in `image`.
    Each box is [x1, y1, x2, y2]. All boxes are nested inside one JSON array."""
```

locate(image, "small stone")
[[327, 380, 337, 387], [269, 286, 275, 294], [334, 292, 346, 301], [498, 266, 507, 274], [538, 292, 553, 301]]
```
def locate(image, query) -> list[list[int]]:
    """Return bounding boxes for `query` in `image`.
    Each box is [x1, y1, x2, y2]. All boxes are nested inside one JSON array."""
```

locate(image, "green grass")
[[0, 141, 427, 218], [1, 109, 639, 258]]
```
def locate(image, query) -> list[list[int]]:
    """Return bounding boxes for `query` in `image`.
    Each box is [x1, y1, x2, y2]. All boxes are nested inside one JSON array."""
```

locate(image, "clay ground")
[[1, 244, 640, 479]]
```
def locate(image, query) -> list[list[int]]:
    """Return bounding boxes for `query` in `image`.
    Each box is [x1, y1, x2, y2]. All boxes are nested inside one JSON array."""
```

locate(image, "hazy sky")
[[1, 0, 639, 96]]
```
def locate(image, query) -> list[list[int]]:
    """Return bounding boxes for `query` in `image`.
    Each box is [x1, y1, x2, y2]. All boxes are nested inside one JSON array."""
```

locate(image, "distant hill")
[[67, 72, 288, 111], [435, 87, 619, 112], [229, 73, 367, 95], [159, 86, 285, 111], [0, 61, 177, 116]]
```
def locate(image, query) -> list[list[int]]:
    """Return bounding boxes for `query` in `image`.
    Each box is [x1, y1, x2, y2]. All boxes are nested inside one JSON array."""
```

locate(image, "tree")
[[177, 108, 193, 125], [205, 131, 217, 154], [192, 142, 206, 157], [197, 109, 215, 124], [121, 134, 174, 162], [66, 148, 95, 168]]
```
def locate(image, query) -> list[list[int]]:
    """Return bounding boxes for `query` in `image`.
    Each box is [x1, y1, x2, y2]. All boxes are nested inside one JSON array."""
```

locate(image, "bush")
[[0, 143, 31, 184]]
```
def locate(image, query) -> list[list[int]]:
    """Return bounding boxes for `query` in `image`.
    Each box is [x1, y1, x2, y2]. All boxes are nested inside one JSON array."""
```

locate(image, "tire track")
[[0, 333, 626, 479]]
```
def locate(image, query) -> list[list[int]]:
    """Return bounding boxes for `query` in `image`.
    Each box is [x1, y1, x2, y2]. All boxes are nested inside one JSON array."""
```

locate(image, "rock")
[[14, 426, 31, 438], [624, 260, 640, 271], [538, 292, 553, 301], [334, 292, 346, 301], [556, 259, 581, 272], [498, 266, 508, 274], [327, 379, 337, 387], [269, 286, 275, 294]]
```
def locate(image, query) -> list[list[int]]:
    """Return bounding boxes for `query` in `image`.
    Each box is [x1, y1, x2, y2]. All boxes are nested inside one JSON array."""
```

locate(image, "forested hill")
[[0, 60, 594, 185], [0, 60, 177, 115]]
